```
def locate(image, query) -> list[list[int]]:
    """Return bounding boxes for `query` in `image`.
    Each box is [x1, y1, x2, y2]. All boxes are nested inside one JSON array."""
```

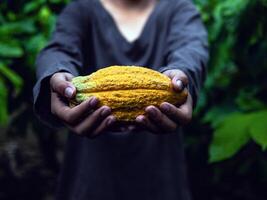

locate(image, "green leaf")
[[0, 42, 23, 58], [25, 34, 47, 53], [0, 20, 36, 36], [0, 63, 23, 94], [23, 1, 42, 14], [235, 89, 265, 111], [49, 0, 62, 3], [38, 6, 52, 24], [249, 111, 267, 150], [0, 77, 8, 126], [202, 105, 235, 128], [24, 34, 48, 67], [0, 12, 5, 23], [209, 113, 250, 163]]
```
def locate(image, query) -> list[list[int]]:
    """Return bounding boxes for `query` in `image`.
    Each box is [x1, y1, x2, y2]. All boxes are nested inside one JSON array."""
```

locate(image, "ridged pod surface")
[[71, 66, 188, 121]]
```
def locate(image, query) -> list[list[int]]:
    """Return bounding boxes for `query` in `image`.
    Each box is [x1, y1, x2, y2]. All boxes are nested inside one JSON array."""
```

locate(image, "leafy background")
[[0, 0, 266, 199]]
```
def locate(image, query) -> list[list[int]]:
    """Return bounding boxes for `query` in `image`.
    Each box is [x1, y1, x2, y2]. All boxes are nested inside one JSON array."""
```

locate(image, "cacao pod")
[[70, 66, 188, 121]]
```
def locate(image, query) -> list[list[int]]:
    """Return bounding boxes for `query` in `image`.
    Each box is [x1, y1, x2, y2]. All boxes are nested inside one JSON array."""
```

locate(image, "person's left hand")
[[135, 69, 193, 134]]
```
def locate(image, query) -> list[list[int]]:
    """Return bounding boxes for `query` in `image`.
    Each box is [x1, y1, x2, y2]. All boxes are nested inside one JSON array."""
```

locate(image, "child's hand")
[[49, 72, 116, 138], [135, 69, 193, 134]]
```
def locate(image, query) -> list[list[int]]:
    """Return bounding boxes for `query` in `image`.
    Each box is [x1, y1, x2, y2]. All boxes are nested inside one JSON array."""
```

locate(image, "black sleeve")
[[33, 1, 89, 127], [159, 0, 209, 108]]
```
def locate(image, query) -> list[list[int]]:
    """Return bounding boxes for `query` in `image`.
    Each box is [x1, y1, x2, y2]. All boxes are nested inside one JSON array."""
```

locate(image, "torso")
[[56, 1, 192, 199]]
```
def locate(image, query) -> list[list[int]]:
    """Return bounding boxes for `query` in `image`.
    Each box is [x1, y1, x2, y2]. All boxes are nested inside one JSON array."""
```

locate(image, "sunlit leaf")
[[249, 111, 267, 150], [38, 6, 52, 25], [209, 113, 251, 163]]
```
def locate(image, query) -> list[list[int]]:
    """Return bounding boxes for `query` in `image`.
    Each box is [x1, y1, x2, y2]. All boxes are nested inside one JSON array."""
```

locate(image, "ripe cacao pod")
[[70, 66, 188, 121]]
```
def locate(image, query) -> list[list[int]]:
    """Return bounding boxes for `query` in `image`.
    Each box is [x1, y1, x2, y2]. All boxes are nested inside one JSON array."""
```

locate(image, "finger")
[[51, 91, 69, 116], [73, 106, 112, 136], [160, 96, 192, 125], [136, 115, 160, 133], [145, 106, 177, 132], [51, 92, 99, 125], [90, 115, 116, 138], [62, 97, 99, 125], [50, 73, 76, 98]]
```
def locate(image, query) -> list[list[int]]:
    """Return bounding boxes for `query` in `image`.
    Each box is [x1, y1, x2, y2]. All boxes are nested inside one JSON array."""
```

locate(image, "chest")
[[86, 0, 169, 70], [99, 0, 157, 42]]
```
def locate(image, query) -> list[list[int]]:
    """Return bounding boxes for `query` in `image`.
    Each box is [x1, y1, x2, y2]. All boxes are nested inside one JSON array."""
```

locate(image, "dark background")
[[0, 0, 267, 199]]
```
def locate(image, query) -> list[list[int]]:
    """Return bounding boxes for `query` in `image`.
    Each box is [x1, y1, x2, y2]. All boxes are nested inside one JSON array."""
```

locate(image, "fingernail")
[[65, 87, 74, 98], [161, 104, 169, 112], [136, 116, 144, 123], [89, 97, 98, 107], [101, 108, 111, 117], [176, 80, 184, 90]]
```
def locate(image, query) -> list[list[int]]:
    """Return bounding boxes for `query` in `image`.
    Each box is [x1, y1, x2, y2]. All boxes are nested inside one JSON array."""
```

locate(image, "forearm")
[[159, 0, 209, 107], [33, 1, 87, 127]]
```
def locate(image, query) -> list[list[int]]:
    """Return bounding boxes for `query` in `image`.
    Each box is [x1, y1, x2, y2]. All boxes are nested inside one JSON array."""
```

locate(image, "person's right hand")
[[50, 72, 116, 138]]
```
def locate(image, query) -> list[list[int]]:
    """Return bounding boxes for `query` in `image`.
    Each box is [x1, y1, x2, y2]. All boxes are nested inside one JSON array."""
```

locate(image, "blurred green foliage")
[[194, 0, 267, 162], [0, 0, 69, 199], [187, 0, 267, 199], [0, 0, 266, 199], [0, 0, 69, 125]]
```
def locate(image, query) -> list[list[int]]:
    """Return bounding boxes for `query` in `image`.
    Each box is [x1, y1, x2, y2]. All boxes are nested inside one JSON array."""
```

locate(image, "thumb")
[[172, 78, 187, 92], [50, 72, 76, 99], [168, 71, 188, 92]]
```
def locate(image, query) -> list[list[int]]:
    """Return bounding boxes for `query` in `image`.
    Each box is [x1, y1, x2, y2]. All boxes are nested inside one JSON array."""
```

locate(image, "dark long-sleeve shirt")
[[33, 0, 208, 199]]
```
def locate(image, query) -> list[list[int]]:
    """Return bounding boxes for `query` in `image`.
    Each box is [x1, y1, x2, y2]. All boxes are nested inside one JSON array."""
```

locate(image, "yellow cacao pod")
[[70, 66, 188, 121]]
